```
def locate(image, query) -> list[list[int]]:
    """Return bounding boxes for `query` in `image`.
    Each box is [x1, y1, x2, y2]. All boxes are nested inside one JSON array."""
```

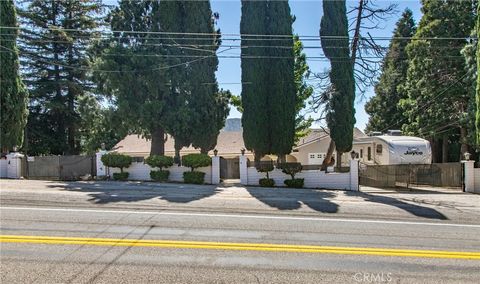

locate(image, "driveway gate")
[[24, 155, 96, 180], [359, 163, 463, 190]]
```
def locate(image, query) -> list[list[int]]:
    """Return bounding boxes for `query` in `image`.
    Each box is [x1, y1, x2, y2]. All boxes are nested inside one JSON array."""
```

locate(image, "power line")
[[0, 25, 476, 41]]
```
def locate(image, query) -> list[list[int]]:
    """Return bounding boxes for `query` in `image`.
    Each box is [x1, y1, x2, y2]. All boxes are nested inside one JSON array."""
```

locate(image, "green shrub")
[[182, 153, 211, 171], [183, 171, 206, 184], [256, 161, 274, 179], [284, 178, 304, 188], [150, 170, 169, 182], [259, 178, 275, 187], [113, 172, 129, 181], [101, 152, 132, 173], [279, 162, 303, 179], [145, 155, 174, 170]]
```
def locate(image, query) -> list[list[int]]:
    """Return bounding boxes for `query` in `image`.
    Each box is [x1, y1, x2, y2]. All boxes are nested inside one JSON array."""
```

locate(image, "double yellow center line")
[[1, 235, 479, 260]]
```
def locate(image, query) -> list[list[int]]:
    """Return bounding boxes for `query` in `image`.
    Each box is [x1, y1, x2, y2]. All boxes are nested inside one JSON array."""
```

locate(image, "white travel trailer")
[[351, 131, 432, 165]]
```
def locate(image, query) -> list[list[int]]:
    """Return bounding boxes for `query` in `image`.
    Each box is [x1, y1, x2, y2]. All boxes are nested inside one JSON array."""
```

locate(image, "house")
[[112, 119, 370, 178]]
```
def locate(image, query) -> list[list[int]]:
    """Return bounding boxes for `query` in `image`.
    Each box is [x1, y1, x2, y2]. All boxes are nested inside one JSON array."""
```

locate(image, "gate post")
[[239, 155, 248, 185], [462, 160, 475, 193], [349, 159, 359, 191], [96, 150, 108, 178], [6, 152, 24, 179], [211, 156, 220, 184]]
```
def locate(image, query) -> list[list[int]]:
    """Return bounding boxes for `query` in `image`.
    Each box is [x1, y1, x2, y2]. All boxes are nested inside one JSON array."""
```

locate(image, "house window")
[[360, 149, 363, 158], [132, 157, 144, 163], [367, 147, 372, 161], [376, 144, 383, 154]]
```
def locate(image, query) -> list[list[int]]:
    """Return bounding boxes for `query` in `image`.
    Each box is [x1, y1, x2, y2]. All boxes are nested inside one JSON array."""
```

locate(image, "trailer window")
[[367, 147, 371, 161], [376, 144, 383, 154]]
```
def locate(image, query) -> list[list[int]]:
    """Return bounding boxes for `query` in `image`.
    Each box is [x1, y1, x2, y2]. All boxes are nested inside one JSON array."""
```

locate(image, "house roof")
[[114, 130, 251, 157], [294, 127, 367, 149]]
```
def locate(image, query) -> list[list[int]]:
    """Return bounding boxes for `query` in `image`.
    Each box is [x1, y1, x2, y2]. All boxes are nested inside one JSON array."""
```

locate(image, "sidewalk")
[[1, 179, 479, 224]]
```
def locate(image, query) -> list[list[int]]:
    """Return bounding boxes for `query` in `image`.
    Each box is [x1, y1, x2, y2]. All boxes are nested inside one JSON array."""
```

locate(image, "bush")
[[279, 162, 302, 179], [259, 178, 275, 187], [101, 152, 132, 173], [113, 172, 129, 181], [182, 153, 211, 171], [183, 171, 206, 184], [145, 155, 174, 170], [284, 178, 304, 188], [256, 161, 274, 179], [150, 170, 169, 182]]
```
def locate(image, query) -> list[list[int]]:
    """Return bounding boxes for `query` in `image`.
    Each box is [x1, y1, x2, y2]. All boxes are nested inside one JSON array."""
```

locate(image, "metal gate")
[[220, 157, 240, 179], [359, 163, 463, 190], [24, 155, 95, 180]]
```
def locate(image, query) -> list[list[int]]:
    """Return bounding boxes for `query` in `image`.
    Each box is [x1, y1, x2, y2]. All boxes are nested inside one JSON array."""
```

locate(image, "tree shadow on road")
[[47, 181, 220, 204], [246, 187, 339, 213], [345, 191, 447, 220]]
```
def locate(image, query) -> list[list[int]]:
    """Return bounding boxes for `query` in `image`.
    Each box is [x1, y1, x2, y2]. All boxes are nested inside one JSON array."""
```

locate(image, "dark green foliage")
[[101, 152, 132, 173], [145, 155, 174, 170], [0, 0, 28, 153], [241, 0, 296, 158], [256, 161, 274, 179], [320, 0, 355, 153], [400, 0, 475, 158], [365, 9, 416, 133], [259, 178, 275, 187], [95, 0, 169, 156], [183, 171, 206, 184], [284, 178, 304, 188], [181, 153, 211, 172], [477, 1, 480, 146], [279, 162, 303, 179], [18, 0, 102, 155], [293, 34, 314, 142], [150, 170, 170, 182], [113, 172, 129, 181], [77, 95, 127, 154]]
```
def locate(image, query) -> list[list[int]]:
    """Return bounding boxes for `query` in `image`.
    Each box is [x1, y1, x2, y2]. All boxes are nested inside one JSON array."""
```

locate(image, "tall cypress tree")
[[241, 0, 296, 160], [95, 0, 170, 156], [18, 0, 102, 155], [365, 9, 415, 133], [0, 0, 28, 153], [319, 0, 355, 158], [476, 1, 480, 146]]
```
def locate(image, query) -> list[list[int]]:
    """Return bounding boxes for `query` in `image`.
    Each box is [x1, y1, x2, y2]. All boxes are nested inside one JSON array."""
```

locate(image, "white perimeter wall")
[[245, 168, 351, 190], [109, 162, 213, 184], [0, 159, 7, 178]]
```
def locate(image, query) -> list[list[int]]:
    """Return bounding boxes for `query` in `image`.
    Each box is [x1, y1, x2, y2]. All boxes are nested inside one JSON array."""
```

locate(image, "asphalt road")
[[1, 180, 479, 283]]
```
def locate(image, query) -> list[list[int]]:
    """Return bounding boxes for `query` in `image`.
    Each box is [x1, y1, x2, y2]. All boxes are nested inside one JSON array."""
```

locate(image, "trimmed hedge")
[[183, 171, 206, 184], [150, 170, 169, 182], [113, 172, 129, 181], [279, 162, 303, 179], [101, 152, 132, 173], [145, 155, 174, 170], [256, 161, 274, 179], [284, 178, 304, 188], [259, 178, 275, 187], [182, 153, 211, 171]]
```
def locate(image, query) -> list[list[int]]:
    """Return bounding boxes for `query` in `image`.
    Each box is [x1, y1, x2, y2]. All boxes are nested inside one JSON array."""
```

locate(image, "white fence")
[[108, 162, 213, 184], [240, 156, 359, 191]]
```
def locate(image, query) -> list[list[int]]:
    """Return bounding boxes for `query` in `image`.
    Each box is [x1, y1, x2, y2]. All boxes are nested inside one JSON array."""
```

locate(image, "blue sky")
[[210, 0, 423, 131]]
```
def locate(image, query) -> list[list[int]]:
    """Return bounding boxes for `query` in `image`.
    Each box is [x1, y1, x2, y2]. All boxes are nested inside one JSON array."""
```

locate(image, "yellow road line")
[[1, 235, 479, 260]]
